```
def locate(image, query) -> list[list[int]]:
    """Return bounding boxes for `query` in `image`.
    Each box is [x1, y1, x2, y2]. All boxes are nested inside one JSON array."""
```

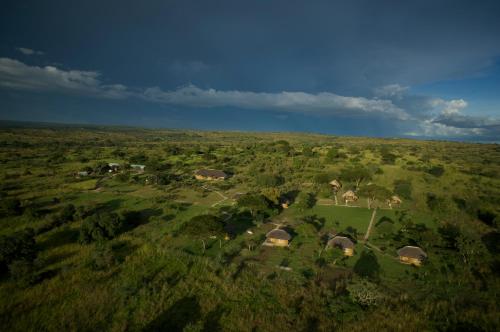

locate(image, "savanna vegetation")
[[0, 124, 499, 331]]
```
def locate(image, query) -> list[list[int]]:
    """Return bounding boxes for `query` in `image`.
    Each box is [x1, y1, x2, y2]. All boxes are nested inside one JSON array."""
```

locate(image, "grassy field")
[[0, 125, 499, 331]]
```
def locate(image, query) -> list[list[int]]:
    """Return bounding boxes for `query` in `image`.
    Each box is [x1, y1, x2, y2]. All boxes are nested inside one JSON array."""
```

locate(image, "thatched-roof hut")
[[327, 236, 355, 256], [329, 179, 342, 190], [264, 229, 292, 247], [342, 190, 358, 204], [397, 246, 427, 266], [387, 195, 402, 209], [194, 169, 228, 180]]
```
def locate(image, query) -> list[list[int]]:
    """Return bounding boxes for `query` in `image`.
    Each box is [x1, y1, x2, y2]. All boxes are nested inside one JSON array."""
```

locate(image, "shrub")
[[477, 209, 497, 227], [1, 198, 22, 216], [129, 153, 148, 164], [256, 173, 284, 187], [380, 152, 397, 165], [427, 165, 445, 177], [426, 193, 445, 211], [325, 149, 346, 162], [0, 229, 37, 273], [347, 278, 385, 306], [116, 172, 130, 183], [302, 146, 314, 157], [8, 259, 38, 286], [59, 204, 76, 223], [87, 242, 118, 271]]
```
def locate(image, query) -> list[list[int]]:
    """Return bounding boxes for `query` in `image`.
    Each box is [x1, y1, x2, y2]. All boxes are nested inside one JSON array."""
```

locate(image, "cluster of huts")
[[76, 163, 146, 178], [194, 169, 228, 180], [329, 179, 402, 209], [263, 226, 427, 266]]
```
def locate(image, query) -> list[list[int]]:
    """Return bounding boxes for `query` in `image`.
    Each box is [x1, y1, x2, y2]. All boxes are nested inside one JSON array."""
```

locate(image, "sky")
[[1, 0, 500, 141]]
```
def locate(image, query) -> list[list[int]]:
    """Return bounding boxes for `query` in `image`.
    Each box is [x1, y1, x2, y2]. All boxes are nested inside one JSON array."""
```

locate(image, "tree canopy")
[[181, 215, 225, 238], [340, 166, 372, 188]]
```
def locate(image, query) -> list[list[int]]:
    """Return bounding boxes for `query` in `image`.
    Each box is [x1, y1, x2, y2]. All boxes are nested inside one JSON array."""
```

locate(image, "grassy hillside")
[[0, 126, 499, 331]]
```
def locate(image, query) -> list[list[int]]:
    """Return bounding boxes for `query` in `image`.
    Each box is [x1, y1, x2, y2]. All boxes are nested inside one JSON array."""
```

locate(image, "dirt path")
[[364, 241, 399, 260], [364, 208, 377, 241], [201, 185, 230, 207]]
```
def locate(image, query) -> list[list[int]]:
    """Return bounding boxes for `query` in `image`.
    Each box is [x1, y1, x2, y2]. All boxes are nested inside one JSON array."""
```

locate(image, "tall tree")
[[340, 166, 372, 190], [181, 215, 225, 252], [358, 184, 391, 209]]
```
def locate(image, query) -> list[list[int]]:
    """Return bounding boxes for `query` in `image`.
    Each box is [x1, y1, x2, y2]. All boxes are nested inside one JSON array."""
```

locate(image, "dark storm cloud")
[[0, 0, 500, 141]]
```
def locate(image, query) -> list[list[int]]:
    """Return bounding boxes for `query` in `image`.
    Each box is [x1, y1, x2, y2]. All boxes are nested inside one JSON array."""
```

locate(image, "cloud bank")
[[0, 57, 499, 140], [143, 85, 408, 119], [0, 58, 129, 99]]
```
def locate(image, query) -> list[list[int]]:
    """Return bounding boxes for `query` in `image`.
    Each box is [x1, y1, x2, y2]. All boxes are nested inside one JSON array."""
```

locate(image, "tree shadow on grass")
[[43, 251, 76, 266], [36, 266, 67, 284], [224, 210, 255, 236], [111, 240, 139, 261], [121, 208, 163, 232], [39, 227, 80, 250], [482, 231, 500, 254], [162, 214, 176, 222], [97, 199, 124, 212], [202, 305, 225, 332], [143, 296, 201, 332]]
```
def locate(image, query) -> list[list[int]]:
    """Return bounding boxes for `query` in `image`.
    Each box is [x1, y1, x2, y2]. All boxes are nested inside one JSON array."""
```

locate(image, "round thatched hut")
[[265, 229, 292, 247], [329, 179, 342, 190], [387, 195, 402, 209], [327, 236, 355, 256], [397, 246, 427, 266], [342, 190, 358, 205]]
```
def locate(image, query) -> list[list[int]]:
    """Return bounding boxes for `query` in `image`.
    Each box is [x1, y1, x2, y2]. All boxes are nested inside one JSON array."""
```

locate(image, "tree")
[[129, 152, 148, 164], [376, 220, 394, 238], [427, 165, 445, 177], [357, 184, 391, 209], [0, 228, 37, 275], [79, 212, 122, 244], [237, 194, 272, 217], [181, 215, 225, 252], [380, 151, 397, 165], [340, 166, 372, 189], [313, 172, 332, 185], [261, 187, 282, 205], [353, 250, 380, 280], [342, 226, 358, 240], [296, 191, 316, 211], [256, 173, 284, 187], [94, 162, 111, 175]]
